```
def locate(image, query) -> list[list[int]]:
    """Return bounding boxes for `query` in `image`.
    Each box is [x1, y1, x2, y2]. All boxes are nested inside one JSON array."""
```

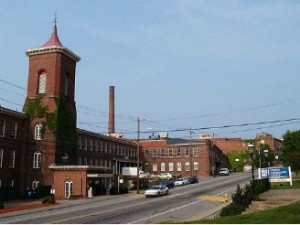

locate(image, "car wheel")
[[157, 192, 160, 197]]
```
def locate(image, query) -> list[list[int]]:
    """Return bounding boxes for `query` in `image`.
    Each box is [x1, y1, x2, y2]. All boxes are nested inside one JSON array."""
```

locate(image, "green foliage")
[[26, 98, 47, 118], [227, 151, 248, 172], [220, 202, 244, 217], [25, 97, 77, 157], [0, 199, 4, 209], [42, 195, 56, 204], [282, 130, 300, 171]]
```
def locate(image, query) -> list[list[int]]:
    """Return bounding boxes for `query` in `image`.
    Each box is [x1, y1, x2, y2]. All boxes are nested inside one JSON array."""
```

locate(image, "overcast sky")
[[1, 0, 300, 140]]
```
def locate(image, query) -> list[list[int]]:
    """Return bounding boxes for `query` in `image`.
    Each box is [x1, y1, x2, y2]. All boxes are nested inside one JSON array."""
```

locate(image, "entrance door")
[[65, 180, 73, 198]]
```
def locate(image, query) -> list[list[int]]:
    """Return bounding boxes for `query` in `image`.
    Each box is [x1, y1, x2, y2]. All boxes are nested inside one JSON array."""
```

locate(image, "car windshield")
[[176, 178, 183, 181], [150, 186, 161, 190], [220, 168, 227, 171]]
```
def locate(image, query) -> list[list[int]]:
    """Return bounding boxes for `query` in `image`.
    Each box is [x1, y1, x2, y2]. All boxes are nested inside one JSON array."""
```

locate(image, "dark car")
[[160, 180, 174, 189], [187, 176, 198, 184]]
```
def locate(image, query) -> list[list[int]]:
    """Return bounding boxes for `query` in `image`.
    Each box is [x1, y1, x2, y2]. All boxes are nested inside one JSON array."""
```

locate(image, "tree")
[[282, 130, 300, 172], [254, 144, 274, 168]]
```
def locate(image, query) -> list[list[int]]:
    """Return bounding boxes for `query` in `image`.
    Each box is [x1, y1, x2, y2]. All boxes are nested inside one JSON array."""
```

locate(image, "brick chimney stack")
[[108, 86, 115, 135]]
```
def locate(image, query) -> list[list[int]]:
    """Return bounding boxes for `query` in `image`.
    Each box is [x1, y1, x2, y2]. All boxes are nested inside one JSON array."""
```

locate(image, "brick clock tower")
[[23, 23, 80, 188]]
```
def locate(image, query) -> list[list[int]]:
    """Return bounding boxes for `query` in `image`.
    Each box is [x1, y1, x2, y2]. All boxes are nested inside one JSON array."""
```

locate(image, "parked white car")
[[219, 168, 230, 176], [174, 178, 188, 186], [144, 185, 169, 197], [159, 173, 173, 179]]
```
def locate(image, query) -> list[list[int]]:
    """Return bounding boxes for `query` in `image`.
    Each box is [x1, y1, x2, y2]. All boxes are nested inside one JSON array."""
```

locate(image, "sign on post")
[[258, 167, 292, 186]]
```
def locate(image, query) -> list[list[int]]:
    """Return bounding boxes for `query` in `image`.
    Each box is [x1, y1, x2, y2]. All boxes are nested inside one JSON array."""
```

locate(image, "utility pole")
[[189, 128, 193, 177], [136, 117, 140, 194]]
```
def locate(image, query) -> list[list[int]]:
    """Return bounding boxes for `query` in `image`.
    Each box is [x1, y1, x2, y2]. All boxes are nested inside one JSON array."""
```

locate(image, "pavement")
[[2, 189, 300, 222]]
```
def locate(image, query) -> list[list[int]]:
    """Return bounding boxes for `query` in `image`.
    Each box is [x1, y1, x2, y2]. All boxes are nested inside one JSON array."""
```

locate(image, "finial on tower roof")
[[54, 10, 58, 25]]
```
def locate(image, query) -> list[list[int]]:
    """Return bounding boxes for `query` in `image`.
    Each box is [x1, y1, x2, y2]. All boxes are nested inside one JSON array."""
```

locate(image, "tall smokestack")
[[108, 86, 115, 135]]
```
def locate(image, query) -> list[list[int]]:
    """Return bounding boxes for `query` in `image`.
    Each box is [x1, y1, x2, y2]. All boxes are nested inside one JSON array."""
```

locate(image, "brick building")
[[139, 135, 229, 177], [0, 24, 138, 200]]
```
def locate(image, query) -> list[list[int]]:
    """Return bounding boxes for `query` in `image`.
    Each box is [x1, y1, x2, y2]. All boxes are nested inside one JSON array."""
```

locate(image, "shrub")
[[42, 195, 55, 204], [0, 199, 4, 209], [220, 202, 245, 217]]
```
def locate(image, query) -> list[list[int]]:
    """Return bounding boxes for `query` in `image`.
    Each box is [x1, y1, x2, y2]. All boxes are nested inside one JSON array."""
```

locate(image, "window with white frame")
[[194, 162, 199, 171], [193, 148, 199, 157], [177, 148, 181, 157], [185, 162, 190, 171], [65, 180, 73, 198], [10, 122, 17, 139], [32, 180, 39, 189], [34, 123, 43, 140], [177, 162, 182, 171], [185, 148, 190, 157], [161, 149, 165, 157], [38, 72, 47, 94], [169, 162, 174, 171], [104, 143, 107, 153], [0, 118, 5, 137], [0, 148, 3, 168], [89, 139, 93, 151], [153, 162, 158, 172], [161, 162, 166, 171], [33, 151, 41, 168], [153, 149, 157, 157], [9, 150, 15, 168], [168, 149, 173, 157]]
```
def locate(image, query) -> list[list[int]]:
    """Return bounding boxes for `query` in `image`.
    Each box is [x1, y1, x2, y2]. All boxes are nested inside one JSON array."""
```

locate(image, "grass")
[[189, 200, 300, 224]]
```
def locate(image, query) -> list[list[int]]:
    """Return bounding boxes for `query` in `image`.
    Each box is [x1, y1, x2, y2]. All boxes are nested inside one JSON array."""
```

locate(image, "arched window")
[[32, 180, 40, 189], [38, 71, 47, 94], [33, 152, 41, 168], [65, 180, 73, 198], [34, 123, 43, 140]]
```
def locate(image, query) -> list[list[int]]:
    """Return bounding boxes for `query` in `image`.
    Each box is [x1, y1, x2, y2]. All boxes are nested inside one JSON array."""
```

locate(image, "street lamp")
[[136, 117, 140, 194], [248, 143, 255, 181]]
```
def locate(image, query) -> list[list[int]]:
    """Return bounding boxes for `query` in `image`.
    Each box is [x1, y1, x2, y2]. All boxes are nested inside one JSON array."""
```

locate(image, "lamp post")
[[189, 128, 193, 177], [248, 143, 255, 181]]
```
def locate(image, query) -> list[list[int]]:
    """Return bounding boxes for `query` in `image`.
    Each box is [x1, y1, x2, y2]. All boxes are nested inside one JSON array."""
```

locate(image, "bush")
[[0, 199, 4, 209], [42, 195, 55, 204], [220, 202, 245, 217]]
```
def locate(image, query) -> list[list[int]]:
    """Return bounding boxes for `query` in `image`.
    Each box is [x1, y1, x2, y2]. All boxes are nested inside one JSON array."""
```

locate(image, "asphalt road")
[[0, 172, 252, 224]]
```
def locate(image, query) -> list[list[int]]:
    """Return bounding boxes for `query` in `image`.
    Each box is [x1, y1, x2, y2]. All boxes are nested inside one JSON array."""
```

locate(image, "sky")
[[0, 0, 300, 140]]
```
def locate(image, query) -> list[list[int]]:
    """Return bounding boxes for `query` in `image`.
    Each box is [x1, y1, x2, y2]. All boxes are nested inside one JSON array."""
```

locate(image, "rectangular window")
[[185, 148, 190, 157], [145, 149, 149, 157], [0, 148, 3, 168], [153, 149, 157, 157], [0, 119, 5, 137], [10, 122, 17, 139], [33, 152, 41, 168], [9, 151, 15, 168], [169, 162, 174, 171], [78, 157, 82, 165], [95, 141, 99, 151], [161, 149, 165, 157], [168, 149, 173, 157], [78, 137, 82, 150], [104, 143, 108, 153], [153, 163, 158, 172], [84, 158, 88, 165], [177, 148, 181, 157], [194, 162, 199, 171], [161, 162, 166, 172], [177, 162, 182, 172], [89, 139, 93, 151], [185, 162, 190, 171], [84, 138, 87, 150], [193, 148, 199, 157]]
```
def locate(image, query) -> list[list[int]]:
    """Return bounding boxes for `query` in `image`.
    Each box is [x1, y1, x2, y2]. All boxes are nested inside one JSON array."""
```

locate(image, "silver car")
[[144, 185, 169, 197]]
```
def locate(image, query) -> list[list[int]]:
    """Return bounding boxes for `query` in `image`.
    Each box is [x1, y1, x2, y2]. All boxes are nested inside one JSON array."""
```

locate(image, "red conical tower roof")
[[41, 24, 63, 48]]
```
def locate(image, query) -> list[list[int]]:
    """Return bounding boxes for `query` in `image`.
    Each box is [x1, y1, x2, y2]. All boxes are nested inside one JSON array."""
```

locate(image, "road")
[[0, 172, 252, 224]]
